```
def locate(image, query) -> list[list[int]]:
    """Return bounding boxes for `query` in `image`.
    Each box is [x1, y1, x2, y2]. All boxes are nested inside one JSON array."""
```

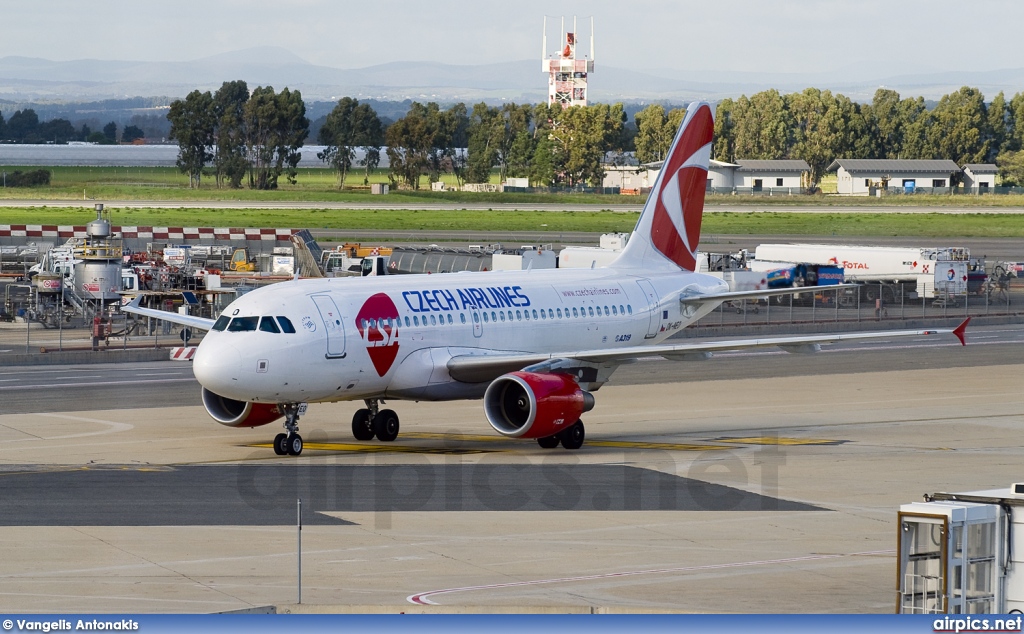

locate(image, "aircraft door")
[[471, 309, 483, 338], [311, 294, 346, 358], [636, 279, 661, 339]]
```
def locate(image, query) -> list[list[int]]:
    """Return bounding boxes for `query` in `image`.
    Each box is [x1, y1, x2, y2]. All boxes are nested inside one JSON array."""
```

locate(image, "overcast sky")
[[4, 0, 1024, 76]]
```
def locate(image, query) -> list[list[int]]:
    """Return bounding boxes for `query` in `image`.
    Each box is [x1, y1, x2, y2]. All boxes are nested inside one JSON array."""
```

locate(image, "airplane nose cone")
[[193, 340, 242, 396]]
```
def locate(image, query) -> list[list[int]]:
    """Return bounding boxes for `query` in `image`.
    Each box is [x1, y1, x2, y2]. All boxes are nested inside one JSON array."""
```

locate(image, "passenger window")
[[447, 314, 453, 324], [588, 307, 594, 317], [473, 312, 480, 323], [620, 304, 625, 314], [213, 316, 229, 331], [557, 308, 563, 318], [277, 316, 296, 333], [227, 316, 258, 332], [612, 305, 617, 315], [516, 310, 522, 320], [491, 311, 497, 322], [483, 312, 489, 323], [404, 316, 410, 327], [549, 309, 554, 319], [627, 305, 632, 315], [259, 316, 280, 333], [572, 307, 578, 318], [500, 311, 505, 322], [532, 309, 538, 320], [430, 314, 437, 326], [460, 313, 466, 324]]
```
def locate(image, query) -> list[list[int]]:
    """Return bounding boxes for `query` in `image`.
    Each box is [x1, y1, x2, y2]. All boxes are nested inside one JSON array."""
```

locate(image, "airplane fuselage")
[[191, 266, 728, 405]]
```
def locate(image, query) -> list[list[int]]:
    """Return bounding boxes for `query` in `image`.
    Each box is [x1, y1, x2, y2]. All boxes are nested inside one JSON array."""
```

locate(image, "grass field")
[[3, 165, 1024, 207], [1, 206, 1022, 238]]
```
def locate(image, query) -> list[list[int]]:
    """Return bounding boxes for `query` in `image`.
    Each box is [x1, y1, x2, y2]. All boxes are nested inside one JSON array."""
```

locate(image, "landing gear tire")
[[559, 420, 585, 450], [273, 433, 288, 455], [286, 433, 303, 456], [537, 435, 560, 449], [373, 409, 400, 442], [351, 408, 374, 441]]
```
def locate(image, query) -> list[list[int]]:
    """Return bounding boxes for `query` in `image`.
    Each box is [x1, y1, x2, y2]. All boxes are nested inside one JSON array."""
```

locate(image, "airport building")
[[961, 163, 999, 192], [708, 159, 810, 193], [828, 158, 962, 195]]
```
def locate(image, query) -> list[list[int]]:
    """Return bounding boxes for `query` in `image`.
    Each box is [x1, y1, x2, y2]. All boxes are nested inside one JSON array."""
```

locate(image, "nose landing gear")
[[273, 403, 305, 456]]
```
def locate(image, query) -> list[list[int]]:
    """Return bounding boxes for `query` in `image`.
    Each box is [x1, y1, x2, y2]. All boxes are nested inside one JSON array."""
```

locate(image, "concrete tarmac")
[[1, 329, 1022, 613]]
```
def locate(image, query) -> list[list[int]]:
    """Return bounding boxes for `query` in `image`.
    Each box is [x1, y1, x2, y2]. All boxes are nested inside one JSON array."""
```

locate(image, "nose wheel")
[[273, 403, 305, 456]]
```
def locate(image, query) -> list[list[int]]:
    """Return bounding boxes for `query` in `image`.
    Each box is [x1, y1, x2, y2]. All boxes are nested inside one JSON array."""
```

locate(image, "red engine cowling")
[[201, 388, 284, 428], [483, 372, 595, 439]]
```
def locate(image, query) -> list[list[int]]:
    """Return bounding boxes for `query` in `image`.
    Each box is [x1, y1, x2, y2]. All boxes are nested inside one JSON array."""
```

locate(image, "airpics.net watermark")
[[933, 616, 1023, 632], [235, 429, 791, 528], [2, 620, 138, 632]]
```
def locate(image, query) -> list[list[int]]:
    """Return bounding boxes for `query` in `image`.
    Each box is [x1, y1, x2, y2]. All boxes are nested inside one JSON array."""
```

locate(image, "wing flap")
[[679, 283, 859, 304]]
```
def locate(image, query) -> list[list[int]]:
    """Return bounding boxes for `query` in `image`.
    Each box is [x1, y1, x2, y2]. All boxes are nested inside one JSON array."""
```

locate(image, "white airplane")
[[123, 101, 969, 456]]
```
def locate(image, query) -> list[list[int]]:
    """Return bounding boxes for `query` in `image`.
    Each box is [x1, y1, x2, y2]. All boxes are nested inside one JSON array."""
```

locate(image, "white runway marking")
[[7, 413, 134, 441], [407, 549, 894, 605], [0, 378, 195, 391]]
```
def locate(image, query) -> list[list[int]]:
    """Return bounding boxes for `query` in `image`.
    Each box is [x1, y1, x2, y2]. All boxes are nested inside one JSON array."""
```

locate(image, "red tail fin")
[[613, 102, 714, 271]]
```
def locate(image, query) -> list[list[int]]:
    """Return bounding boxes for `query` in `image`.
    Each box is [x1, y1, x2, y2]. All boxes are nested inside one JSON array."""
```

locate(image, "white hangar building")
[[961, 164, 998, 191], [708, 159, 810, 192], [827, 159, 961, 195]]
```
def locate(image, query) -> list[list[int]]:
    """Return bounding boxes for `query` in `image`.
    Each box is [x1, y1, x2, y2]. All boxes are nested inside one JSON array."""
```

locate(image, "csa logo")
[[356, 293, 400, 377]]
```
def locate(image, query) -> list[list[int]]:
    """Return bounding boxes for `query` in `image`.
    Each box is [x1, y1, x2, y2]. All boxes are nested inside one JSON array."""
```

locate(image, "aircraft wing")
[[679, 283, 860, 305], [447, 318, 969, 384], [120, 295, 218, 331]]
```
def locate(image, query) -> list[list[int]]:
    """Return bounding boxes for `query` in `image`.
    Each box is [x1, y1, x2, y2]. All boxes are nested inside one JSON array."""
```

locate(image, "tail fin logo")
[[649, 104, 714, 271]]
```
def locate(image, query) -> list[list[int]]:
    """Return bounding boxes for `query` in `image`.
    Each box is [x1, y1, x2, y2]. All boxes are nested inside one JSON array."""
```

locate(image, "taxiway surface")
[[0, 326, 1022, 613]]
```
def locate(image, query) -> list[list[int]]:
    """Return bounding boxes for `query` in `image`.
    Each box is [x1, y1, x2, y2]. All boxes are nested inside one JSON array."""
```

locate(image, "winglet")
[[126, 294, 143, 309], [953, 317, 970, 346]]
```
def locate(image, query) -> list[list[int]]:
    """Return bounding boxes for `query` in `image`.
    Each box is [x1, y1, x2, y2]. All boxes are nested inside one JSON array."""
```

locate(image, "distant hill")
[[1, 47, 1023, 103]]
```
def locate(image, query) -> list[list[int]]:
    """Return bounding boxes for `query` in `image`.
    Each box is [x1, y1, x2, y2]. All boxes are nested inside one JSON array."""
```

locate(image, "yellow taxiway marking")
[[713, 436, 847, 446], [250, 434, 738, 454]]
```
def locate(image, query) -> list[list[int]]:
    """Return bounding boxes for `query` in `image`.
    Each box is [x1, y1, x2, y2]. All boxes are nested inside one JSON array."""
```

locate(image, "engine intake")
[[483, 371, 595, 439], [201, 388, 284, 428]]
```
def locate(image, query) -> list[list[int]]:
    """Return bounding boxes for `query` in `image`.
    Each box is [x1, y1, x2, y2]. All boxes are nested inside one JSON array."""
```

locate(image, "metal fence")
[[688, 281, 1022, 331]]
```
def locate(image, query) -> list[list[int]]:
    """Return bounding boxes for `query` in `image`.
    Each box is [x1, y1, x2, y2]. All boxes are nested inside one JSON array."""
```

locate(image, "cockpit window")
[[212, 316, 229, 331], [259, 316, 280, 333], [227, 316, 259, 332], [277, 316, 296, 333]]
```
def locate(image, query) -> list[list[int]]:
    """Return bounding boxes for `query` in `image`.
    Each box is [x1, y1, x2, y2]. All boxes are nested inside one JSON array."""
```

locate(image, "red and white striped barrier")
[[169, 347, 197, 361], [0, 225, 298, 242]]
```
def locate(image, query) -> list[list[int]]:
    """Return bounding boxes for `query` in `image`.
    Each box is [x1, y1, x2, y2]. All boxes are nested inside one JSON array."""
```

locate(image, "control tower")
[[542, 16, 594, 109]]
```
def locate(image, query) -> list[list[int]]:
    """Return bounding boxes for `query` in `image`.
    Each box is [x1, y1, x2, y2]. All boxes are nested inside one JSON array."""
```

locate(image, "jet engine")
[[201, 388, 284, 428], [483, 372, 595, 439]]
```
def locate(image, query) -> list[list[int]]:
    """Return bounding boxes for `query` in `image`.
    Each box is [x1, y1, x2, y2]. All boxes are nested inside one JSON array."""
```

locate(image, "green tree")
[[243, 86, 309, 189], [318, 97, 383, 189], [529, 130, 555, 187], [102, 121, 117, 143], [506, 129, 535, 179], [1008, 92, 1024, 153], [547, 103, 625, 187], [121, 124, 145, 143], [731, 90, 790, 159], [39, 119, 78, 144], [466, 102, 499, 183], [386, 102, 435, 189], [986, 91, 1009, 160], [996, 149, 1024, 185], [167, 90, 215, 188], [634, 104, 671, 164], [927, 87, 988, 165], [713, 98, 736, 162], [212, 80, 249, 188], [898, 97, 930, 159], [867, 88, 902, 159], [7, 109, 40, 143], [429, 102, 468, 184]]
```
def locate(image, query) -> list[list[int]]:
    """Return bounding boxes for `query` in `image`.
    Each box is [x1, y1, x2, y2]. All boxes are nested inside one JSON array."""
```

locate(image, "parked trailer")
[[752, 243, 981, 302]]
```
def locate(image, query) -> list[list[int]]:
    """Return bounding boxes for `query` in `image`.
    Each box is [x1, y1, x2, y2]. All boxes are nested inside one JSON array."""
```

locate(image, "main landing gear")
[[351, 399, 400, 442], [273, 403, 304, 456], [536, 419, 585, 450]]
